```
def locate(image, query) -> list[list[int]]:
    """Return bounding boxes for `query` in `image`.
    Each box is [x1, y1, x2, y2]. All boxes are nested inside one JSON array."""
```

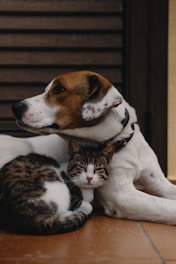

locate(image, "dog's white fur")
[[0, 134, 68, 169], [2, 71, 176, 225]]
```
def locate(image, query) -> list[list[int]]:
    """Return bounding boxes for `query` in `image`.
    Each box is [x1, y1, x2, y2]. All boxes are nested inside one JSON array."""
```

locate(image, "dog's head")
[[12, 71, 122, 134]]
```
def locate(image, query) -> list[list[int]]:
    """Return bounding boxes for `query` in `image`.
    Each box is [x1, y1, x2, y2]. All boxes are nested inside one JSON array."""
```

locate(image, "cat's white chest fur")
[[81, 188, 94, 203]]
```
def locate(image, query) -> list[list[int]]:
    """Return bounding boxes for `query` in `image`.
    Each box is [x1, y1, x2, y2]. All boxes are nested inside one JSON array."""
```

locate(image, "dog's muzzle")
[[12, 101, 60, 131], [12, 102, 28, 122]]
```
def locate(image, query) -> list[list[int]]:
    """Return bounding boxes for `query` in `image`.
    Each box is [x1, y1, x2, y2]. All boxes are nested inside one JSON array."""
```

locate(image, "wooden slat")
[[0, 120, 20, 130], [0, 121, 35, 137], [0, 119, 35, 138], [0, 68, 122, 84], [0, 51, 121, 66], [0, 121, 39, 138], [0, 0, 122, 13], [0, 104, 13, 118], [0, 33, 122, 48], [0, 15, 121, 31], [0, 86, 44, 101]]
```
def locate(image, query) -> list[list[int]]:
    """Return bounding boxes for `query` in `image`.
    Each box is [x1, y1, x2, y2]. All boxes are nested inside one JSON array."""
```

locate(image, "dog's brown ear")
[[87, 74, 101, 101], [82, 74, 122, 121]]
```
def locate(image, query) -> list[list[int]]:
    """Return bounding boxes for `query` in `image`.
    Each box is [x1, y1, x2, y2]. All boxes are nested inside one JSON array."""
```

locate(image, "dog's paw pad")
[[82, 103, 103, 121]]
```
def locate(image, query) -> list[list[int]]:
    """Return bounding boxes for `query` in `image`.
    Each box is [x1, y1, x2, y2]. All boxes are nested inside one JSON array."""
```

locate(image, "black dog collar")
[[99, 108, 135, 152]]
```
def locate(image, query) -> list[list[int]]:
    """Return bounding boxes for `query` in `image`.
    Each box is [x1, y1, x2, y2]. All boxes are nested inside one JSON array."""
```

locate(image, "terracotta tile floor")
[[1, 211, 176, 264]]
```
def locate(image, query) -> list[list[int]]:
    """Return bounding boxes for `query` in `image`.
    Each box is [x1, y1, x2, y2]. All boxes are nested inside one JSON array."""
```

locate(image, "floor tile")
[[0, 216, 161, 264], [141, 221, 176, 261]]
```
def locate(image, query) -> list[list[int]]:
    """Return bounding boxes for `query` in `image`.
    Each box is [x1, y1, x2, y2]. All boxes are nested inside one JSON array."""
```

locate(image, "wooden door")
[[125, 0, 168, 173]]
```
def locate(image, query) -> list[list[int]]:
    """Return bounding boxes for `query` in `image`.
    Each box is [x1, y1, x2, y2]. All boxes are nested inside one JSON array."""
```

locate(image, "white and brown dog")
[[2, 70, 176, 225]]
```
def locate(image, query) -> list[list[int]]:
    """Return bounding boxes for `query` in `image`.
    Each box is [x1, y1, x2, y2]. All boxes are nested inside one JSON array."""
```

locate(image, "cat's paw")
[[78, 201, 93, 215]]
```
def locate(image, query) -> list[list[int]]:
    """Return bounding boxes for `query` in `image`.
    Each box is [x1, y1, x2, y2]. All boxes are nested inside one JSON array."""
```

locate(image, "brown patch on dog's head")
[[47, 71, 111, 102]]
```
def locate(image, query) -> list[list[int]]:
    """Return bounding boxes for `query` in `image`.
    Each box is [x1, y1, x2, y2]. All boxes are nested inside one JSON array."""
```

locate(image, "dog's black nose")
[[12, 102, 28, 119]]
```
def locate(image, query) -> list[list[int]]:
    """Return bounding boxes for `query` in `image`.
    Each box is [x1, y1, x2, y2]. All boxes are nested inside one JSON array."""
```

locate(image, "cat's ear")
[[69, 140, 82, 157], [82, 74, 122, 121], [101, 144, 115, 163]]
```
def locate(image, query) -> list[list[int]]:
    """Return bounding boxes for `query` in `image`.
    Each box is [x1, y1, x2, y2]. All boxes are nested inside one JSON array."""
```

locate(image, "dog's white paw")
[[78, 201, 93, 215], [82, 102, 104, 121]]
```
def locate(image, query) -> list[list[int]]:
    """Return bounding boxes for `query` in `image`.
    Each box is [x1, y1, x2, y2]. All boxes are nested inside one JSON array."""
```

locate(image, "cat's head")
[[67, 141, 115, 189]]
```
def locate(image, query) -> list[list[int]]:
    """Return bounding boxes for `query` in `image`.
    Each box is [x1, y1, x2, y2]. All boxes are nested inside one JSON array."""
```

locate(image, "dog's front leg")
[[96, 168, 176, 225]]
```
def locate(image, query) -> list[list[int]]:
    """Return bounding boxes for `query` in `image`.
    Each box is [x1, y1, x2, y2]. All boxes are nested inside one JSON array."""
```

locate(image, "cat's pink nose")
[[87, 176, 93, 183]]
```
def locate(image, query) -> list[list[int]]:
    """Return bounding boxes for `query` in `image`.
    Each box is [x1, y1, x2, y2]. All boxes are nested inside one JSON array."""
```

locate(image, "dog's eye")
[[52, 85, 65, 95]]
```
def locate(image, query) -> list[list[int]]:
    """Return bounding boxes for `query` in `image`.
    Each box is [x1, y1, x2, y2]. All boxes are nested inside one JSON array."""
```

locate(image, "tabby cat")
[[0, 153, 90, 235], [0, 141, 114, 235]]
